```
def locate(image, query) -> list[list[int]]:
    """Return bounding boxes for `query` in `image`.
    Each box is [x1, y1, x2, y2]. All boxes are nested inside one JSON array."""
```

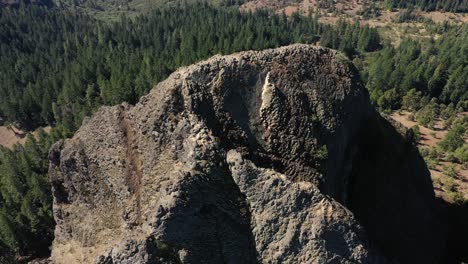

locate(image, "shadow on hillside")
[[347, 114, 446, 263], [436, 198, 468, 263]]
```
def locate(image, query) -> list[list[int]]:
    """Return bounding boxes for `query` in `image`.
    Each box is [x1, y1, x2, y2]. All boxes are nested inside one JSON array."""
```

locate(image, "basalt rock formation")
[[48, 45, 445, 263]]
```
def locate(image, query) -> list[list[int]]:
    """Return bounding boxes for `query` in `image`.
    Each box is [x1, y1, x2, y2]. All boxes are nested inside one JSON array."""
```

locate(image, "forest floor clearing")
[[390, 111, 468, 203], [240, 0, 468, 24], [0, 125, 51, 149]]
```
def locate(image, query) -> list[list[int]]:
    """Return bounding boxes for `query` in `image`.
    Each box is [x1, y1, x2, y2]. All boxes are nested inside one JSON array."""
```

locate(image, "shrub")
[[454, 145, 468, 166], [432, 177, 442, 187], [444, 116, 454, 129], [439, 124, 465, 152], [448, 191, 465, 204], [444, 178, 457, 192], [416, 103, 438, 128], [444, 164, 458, 178], [314, 145, 329, 160], [441, 103, 455, 119], [406, 125, 421, 145], [419, 146, 430, 157], [411, 125, 421, 141], [426, 158, 438, 169], [393, 8, 422, 23], [428, 147, 441, 160], [378, 88, 400, 110], [445, 152, 457, 163], [402, 89, 422, 111]]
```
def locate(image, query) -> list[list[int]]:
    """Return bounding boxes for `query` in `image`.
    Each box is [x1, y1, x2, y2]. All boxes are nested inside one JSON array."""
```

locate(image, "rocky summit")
[[47, 45, 445, 263]]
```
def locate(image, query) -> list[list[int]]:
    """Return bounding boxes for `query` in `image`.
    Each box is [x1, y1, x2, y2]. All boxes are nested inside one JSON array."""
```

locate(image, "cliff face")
[[48, 45, 444, 263]]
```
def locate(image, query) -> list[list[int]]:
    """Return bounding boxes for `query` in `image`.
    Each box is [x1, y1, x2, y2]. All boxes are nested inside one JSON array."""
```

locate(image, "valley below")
[[0, 0, 467, 263]]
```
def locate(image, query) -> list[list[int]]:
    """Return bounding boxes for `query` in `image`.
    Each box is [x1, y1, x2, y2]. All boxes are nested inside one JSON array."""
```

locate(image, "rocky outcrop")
[[48, 45, 444, 263], [227, 150, 370, 263]]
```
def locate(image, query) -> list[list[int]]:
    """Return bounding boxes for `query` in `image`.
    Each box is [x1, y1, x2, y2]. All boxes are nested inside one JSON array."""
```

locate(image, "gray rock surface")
[[227, 150, 369, 263], [48, 44, 444, 264]]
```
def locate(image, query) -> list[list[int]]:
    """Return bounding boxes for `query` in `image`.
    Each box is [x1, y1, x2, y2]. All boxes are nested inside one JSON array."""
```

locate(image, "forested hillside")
[[0, 129, 66, 262], [0, 4, 382, 261], [366, 24, 467, 111], [0, 2, 466, 262], [0, 5, 382, 131], [0, 7, 94, 130]]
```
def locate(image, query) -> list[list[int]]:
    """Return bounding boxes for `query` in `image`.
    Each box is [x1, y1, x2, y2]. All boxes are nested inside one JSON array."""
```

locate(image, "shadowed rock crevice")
[[48, 45, 446, 263], [117, 104, 143, 225]]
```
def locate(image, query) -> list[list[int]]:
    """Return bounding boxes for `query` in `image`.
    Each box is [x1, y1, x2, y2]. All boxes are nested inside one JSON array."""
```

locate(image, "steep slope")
[[48, 45, 444, 263]]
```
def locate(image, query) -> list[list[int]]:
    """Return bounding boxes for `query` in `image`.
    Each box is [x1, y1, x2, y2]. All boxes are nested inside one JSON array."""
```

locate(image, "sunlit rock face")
[[48, 45, 443, 264]]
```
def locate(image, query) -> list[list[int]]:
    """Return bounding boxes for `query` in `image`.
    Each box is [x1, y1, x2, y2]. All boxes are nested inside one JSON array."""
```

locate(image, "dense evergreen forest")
[[0, 128, 68, 262], [0, 2, 466, 262], [0, 5, 381, 131], [385, 0, 468, 13], [0, 4, 381, 260], [366, 24, 467, 111]]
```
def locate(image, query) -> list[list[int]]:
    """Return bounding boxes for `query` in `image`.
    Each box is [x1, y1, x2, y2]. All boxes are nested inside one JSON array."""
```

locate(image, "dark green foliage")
[[366, 24, 468, 111], [0, 5, 378, 132], [0, 6, 94, 129], [441, 103, 456, 119], [314, 145, 329, 160], [402, 89, 423, 111], [0, 241, 15, 263], [407, 125, 421, 145], [378, 88, 401, 110], [147, 237, 182, 263], [416, 100, 439, 128], [320, 19, 381, 56], [0, 125, 71, 259], [439, 123, 466, 152], [358, 0, 380, 19], [393, 8, 424, 23], [0, 127, 69, 258], [454, 145, 468, 165], [0, 4, 326, 131]]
